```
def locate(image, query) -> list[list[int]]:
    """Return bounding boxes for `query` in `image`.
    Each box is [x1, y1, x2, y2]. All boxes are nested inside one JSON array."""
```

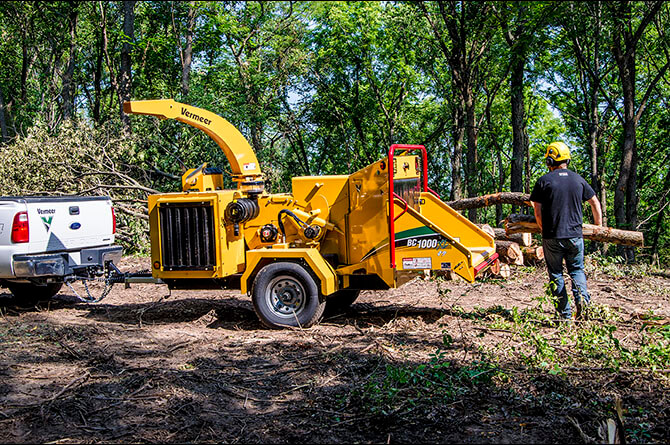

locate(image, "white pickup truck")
[[0, 196, 123, 304]]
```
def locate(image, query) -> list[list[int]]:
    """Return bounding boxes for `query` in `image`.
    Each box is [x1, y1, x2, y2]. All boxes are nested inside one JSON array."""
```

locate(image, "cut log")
[[475, 223, 495, 238], [481, 261, 511, 279], [446, 192, 531, 211], [496, 240, 524, 265], [496, 263, 512, 279], [504, 214, 644, 247], [521, 246, 544, 264], [493, 227, 533, 247]]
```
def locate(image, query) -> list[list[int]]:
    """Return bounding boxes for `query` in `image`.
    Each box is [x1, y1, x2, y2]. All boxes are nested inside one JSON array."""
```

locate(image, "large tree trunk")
[[509, 43, 528, 208], [181, 1, 196, 97], [451, 103, 465, 201], [61, 9, 79, 120], [446, 192, 531, 210], [93, 28, 103, 124], [504, 214, 644, 247], [464, 85, 478, 222], [119, 0, 136, 135], [609, 0, 665, 261]]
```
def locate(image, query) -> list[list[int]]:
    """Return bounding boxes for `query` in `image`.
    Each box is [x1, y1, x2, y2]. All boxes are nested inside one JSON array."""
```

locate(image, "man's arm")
[[532, 202, 543, 231], [587, 195, 602, 226]]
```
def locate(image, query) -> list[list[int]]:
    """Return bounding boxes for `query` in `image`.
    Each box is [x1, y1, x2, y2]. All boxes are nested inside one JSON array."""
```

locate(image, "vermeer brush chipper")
[[123, 99, 498, 328]]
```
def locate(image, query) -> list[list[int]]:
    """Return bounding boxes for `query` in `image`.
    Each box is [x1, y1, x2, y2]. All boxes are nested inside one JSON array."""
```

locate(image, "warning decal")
[[402, 257, 432, 270]]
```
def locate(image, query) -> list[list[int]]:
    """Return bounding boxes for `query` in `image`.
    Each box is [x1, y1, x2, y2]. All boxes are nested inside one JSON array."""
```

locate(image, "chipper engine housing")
[[125, 99, 498, 328]]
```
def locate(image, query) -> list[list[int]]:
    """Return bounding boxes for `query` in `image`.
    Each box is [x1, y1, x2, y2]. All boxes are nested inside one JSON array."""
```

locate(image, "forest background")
[[0, 0, 668, 265]]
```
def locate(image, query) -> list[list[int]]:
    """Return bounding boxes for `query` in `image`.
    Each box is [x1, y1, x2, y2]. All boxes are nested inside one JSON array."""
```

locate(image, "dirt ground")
[[1, 256, 669, 444]]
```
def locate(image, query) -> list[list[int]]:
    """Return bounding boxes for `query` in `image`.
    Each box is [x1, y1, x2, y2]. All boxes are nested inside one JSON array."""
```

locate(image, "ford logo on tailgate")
[[70, 222, 81, 230]]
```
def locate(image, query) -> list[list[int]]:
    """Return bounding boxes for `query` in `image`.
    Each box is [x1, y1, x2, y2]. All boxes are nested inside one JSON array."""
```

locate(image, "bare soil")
[[1, 256, 669, 444]]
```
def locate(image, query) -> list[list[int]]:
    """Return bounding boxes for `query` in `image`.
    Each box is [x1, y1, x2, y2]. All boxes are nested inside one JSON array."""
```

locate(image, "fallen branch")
[[504, 214, 644, 247], [40, 372, 91, 416], [446, 192, 531, 210]]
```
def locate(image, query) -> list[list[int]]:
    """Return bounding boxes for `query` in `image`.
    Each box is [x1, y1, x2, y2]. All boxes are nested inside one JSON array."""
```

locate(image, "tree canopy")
[[0, 1, 668, 263]]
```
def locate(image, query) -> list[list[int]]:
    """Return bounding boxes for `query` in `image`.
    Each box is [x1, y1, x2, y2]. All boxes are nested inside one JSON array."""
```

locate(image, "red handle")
[[388, 144, 428, 268]]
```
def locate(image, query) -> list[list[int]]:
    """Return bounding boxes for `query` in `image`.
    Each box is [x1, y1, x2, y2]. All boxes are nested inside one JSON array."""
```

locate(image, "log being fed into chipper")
[[123, 99, 498, 328]]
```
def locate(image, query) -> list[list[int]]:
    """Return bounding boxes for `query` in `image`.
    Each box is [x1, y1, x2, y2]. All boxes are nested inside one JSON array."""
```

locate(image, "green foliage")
[[357, 350, 503, 417], [0, 0, 669, 262], [0, 121, 152, 252]]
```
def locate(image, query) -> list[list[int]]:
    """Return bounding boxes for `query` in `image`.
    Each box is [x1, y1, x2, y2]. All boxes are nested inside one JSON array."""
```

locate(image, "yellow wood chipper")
[[123, 99, 498, 328]]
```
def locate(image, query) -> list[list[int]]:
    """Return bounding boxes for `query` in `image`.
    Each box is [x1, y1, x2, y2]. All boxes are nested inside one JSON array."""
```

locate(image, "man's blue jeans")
[[542, 237, 591, 319]]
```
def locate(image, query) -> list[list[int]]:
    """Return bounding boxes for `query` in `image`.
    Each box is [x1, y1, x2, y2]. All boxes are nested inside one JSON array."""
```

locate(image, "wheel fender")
[[241, 248, 337, 296]]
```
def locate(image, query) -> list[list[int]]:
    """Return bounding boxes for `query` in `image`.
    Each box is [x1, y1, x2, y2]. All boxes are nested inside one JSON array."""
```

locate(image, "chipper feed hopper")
[[124, 99, 498, 328]]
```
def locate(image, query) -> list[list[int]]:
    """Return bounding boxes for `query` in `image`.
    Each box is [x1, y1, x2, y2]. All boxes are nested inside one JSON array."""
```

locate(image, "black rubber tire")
[[7, 282, 63, 306], [325, 289, 361, 315], [251, 262, 325, 329]]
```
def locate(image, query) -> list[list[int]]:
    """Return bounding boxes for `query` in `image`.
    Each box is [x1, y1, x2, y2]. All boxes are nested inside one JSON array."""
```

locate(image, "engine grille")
[[158, 202, 216, 271]]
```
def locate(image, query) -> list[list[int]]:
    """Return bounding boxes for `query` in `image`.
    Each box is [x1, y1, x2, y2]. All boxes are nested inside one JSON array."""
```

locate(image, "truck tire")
[[325, 289, 361, 315], [7, 282, 63, 306], [251, 262, 325, 329]]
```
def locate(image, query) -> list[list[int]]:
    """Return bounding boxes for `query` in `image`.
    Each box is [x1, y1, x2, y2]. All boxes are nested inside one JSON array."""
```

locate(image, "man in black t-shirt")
[[529, 142, 603, 321]]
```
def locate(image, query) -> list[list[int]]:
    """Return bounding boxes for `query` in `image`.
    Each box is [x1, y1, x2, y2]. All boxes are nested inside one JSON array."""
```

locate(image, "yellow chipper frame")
[[123, 99, 498, 328]]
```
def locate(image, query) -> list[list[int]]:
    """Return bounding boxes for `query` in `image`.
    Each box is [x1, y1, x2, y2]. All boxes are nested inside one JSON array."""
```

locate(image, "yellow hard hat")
[[544, 141, 571, 163]]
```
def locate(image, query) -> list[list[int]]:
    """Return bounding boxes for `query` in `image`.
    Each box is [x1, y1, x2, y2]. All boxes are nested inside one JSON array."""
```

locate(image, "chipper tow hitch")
[[64, 262, 164, 303]]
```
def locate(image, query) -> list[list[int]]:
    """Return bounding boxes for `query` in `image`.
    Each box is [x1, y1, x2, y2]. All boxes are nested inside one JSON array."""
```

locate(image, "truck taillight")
[[111, 207, 116, 234], [11, 211, 29, 243]]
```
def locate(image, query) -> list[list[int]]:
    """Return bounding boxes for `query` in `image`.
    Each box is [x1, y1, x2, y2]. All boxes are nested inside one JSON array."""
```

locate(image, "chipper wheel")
[[251, 262, 326, 329]]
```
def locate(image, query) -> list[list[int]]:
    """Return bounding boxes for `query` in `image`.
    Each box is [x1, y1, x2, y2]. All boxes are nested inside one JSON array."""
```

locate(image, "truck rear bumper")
[[13, 246, 123, 278]]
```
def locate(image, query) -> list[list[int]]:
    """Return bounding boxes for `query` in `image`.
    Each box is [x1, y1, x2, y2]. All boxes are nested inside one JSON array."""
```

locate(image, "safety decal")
[[243, 162, 256, 171], [402, 257, 432, 269]]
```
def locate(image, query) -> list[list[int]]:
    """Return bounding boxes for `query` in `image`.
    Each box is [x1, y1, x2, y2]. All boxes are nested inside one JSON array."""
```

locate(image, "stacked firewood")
[[476, 224, 543, 279]]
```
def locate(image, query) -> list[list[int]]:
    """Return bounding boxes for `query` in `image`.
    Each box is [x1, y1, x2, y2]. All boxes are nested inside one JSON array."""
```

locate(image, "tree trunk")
[[496, 145, 504, 226], [181, 1, 196, 97], [496, 240, 524, 265], [509, 45, 527, 207], [93, 28, 103, 124], [119, 0, 137, 135], [493, 228, 532, 247], [609, 0, 665, 261], [61, 8, 79, 120], [504, 214, 644, 247], [451, 103, 464, 201], [446, 192, 531, 210], [465, 85, 478, 222]]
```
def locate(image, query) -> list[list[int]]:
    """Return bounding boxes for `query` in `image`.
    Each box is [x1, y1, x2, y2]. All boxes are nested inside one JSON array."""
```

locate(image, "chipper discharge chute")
[[124, 100, 498, 329]]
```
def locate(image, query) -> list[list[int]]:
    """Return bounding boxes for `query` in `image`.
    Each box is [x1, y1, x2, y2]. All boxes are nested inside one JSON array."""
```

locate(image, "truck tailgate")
[[0, 196, 115, 252]]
